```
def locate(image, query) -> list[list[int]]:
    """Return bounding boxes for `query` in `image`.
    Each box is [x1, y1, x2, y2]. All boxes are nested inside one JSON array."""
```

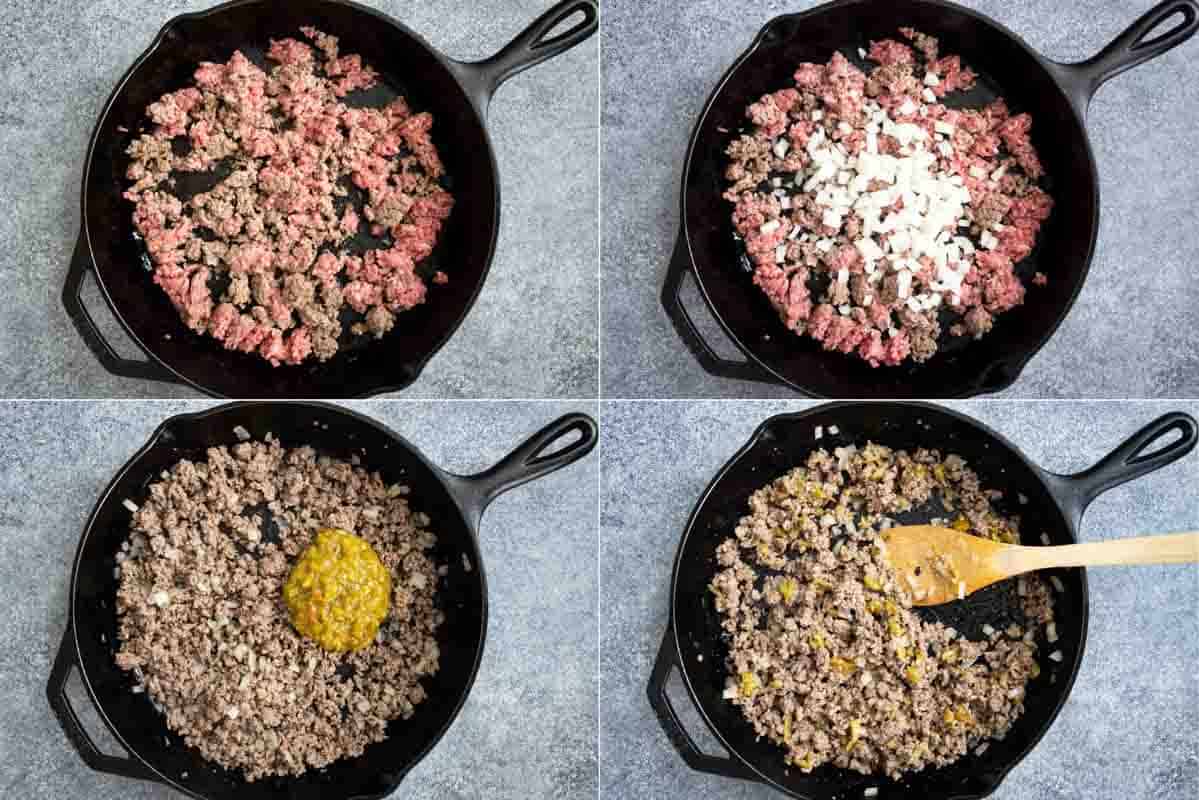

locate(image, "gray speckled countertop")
[[600, 400, 1199, 799], [601, 0, 1199, 398], [0, 400, 598, 799], [0, 0, 597, 399]]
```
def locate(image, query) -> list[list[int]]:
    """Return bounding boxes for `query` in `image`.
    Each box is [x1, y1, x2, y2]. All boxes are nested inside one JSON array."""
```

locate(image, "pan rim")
[[78, 0, 502, 398], [65, 400, 490, 799], [665, 400, 1091, 799], [678, 0, 1101, 399]]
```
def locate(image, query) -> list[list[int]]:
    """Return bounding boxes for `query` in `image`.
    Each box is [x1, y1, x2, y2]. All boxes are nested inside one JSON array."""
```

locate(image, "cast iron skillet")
[[662, 0, 1199, 398], [648, 402, 1196, 799], [62, 0, 598, 398], [47, 401, 597, 799]]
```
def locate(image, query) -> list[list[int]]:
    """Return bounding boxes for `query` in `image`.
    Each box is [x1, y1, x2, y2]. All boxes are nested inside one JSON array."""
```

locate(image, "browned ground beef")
[[114, 438, 443, 780], [124, 28, 453, 366], [711, 443, 1054, 779]]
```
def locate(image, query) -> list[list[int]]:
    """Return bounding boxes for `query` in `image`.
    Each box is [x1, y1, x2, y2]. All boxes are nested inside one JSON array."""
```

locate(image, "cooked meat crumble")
[[114, 438, 443, 780], [124, 27, 454, 366], [710, 443, 1054, 779], [724, 28, 1053, 366]]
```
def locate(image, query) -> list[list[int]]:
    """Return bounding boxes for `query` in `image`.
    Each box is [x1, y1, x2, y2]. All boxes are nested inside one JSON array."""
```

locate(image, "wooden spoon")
[[879, 525, 1199, 606]]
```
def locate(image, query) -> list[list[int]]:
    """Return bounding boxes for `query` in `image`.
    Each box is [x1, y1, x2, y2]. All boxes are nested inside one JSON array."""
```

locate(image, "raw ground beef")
[[124, 27, 454, 366], [114, 438, 443, 780], [724, 29, 1053, 367], [711, 443, 1056, 779]]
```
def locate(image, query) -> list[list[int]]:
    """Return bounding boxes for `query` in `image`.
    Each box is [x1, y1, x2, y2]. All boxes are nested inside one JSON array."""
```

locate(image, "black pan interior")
[[684, 0, 1097, 398], [672, 403, 1087, 799], [71, 404, 486, 800], [84, 0, 498, 398]]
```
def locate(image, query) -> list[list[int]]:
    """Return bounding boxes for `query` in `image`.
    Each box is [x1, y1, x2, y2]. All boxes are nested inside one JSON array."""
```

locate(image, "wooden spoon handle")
[[1001, 533, 1199, 573]]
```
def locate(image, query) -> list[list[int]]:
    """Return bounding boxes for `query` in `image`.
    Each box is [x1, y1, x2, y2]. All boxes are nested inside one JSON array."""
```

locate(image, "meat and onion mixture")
[[114, 438, 443, 780], [710, 443, 1055, 779], [724, 29, 1053, 366], [124, 28, 454, 366]]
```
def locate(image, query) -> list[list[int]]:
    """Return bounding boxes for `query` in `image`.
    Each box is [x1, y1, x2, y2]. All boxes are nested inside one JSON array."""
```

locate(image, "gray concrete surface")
[[601, 400, 1199, 799], [601, 0, 1199, 398], [0, 0, 597, 399], [0, 400, 598, 799]]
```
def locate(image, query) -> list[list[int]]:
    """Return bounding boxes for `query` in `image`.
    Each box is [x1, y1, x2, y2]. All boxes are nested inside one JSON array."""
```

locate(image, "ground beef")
[[124, 28, 454, 366], [724, 29, 1053, 367], [114, 438, 443, 780], [711, 443, 1055, 779]]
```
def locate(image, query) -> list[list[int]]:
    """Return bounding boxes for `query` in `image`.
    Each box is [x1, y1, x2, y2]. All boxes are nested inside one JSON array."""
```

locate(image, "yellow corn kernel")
[[904, 665, 921, 684], [783, 716, 791, 743], [863, 575, 883, 591], [866, 598, 883, 615], [939, 646, 960, 664], [810, 631, 826, 650], [951, 515, 971, 532], [739, 672, 760, 698]]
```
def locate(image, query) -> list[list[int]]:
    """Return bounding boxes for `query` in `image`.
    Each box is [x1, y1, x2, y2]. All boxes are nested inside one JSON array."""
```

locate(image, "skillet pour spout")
[[647, 402, 1197, 799], [662, 0, 1199, 398], [62, 0, 598, 398]]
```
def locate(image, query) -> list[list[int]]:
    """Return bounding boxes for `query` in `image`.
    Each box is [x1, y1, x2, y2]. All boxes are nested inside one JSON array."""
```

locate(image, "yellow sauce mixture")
[[283, 528, 392, 652]]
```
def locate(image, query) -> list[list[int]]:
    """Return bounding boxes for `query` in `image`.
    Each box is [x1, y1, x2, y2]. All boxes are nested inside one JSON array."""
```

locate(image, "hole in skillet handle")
[[646, 623, 758, 783], [46, 625, 159, 783], [661, 231, 783, 386], [1046, 412, 1198, 526], [447, 413, 598, 529], [61, 234, 181, 385], [1050, 0, 1199, 118], [449, 0, 599, 116]]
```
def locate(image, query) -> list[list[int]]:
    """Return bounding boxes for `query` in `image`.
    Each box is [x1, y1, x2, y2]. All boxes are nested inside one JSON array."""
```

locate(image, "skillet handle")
[[647, 623, 757, 781], [46, 625, 156, 781], [453, 1, 599, 115], [450, 413, 598, 528], [661, 232, 779, 385], [1047, 412, 1198, 526], [61, 233, 179, 384], [1053, 0, 1199, 116]]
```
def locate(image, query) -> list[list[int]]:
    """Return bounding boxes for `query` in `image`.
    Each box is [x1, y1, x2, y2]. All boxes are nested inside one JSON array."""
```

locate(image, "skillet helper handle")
[[452, 413, 598, 526], [62, 234, 179, 384], [661, 232, 778, 385], [1048, 412, 1198, 525], [1054, 0, 1199, 115], [47, 626, 156, 781], [647, 624, 756, 781], [455, 0, 599, 114]]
